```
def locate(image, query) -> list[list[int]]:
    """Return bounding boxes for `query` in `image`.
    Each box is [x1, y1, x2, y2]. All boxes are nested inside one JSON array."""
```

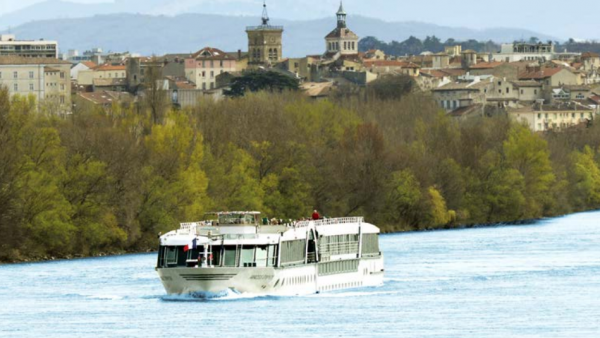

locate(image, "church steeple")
[[336, 1, 347, 28], [261, 1, 270, 26]]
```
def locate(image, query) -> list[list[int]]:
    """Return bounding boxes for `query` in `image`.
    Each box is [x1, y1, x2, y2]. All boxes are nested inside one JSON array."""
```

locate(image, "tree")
[[225, 71, 299, 97], [503, 125, 555, 218], [569, 146, 600, 209], [142, 57, 168, 124], [367, 75, 415, 101]]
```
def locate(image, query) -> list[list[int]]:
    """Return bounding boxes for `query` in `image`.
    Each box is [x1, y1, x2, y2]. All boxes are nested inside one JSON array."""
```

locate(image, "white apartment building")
[[0, 34, 58, 58]]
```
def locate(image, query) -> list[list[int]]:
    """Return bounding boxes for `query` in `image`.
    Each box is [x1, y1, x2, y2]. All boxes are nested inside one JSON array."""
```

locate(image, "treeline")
[[359, 35, 600, 56], [359, 36, 500, 56], [2, 81, 600, 262]]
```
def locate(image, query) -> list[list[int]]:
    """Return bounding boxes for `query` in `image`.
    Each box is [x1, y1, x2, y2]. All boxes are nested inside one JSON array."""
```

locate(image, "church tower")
[[246, 1, 284, 68], [325, 1, 359, 56]]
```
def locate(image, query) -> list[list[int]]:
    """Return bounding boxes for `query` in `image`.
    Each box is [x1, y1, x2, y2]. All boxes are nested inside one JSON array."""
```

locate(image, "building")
[[184, 47, 237, 91], [70, 61, 96, 80], [509, 102, 594, 132], [246, 2, 283, 68], [0, 34, 58, 58], [0, 56, 71, 113], [324, 2, 359, 56], [492, 42, 555, 63], [518, 67, 581, 87], [432, 80, 491, 112], [77, 63, 127, 86]]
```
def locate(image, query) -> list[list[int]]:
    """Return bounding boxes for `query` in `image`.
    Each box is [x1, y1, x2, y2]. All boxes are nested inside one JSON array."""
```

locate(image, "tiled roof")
[[469, 61, 505, 69], [191, 47, 234, 60], [93, 78, 127, 87], [518, 67, 563, 80], [301, 82, 333, 97], [81, 61, 97, 68], [364, 60, 420, 68], [94, 64, 126, 71], [0, 56, 70, 65], [44, 67, 60, 72], [449, 104, 482, 117], [582, 52, 600, 59], [325, 27, 358, 39], [433, 81, 489, 91], [78, 91, 133, 105], [511, 80, 542, 88]]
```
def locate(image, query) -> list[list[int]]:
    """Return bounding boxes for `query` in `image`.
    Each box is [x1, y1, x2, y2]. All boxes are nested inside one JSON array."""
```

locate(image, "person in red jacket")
[[312, 210, 320, 220]]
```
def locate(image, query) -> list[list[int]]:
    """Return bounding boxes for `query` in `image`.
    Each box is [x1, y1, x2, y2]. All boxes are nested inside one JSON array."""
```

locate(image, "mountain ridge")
[[1, 13, 557, 57]]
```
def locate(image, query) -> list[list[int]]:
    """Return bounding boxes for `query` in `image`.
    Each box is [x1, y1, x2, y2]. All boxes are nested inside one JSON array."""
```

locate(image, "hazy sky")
[[1, 0, 598, 40]]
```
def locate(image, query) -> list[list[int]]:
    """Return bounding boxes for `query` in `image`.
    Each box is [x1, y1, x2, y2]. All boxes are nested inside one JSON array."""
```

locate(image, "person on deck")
[[312, 210, 320, 220]]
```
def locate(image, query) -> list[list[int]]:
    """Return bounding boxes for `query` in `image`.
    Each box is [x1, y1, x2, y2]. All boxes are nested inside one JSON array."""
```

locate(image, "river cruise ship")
[[156, 212, 384, 297]]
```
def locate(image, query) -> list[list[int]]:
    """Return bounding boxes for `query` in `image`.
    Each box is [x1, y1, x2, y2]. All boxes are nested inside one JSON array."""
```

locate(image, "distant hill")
[[2, 13, 557, 57]]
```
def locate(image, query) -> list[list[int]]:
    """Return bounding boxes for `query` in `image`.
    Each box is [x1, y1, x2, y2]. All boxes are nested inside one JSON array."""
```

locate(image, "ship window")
[[223, 246, 237, 267], [241, 246, 256, 267], [157, 246, 165, 267], [166, 247, 178, 266], [267, 245, 277, 267], [256, 246, 268, 267]]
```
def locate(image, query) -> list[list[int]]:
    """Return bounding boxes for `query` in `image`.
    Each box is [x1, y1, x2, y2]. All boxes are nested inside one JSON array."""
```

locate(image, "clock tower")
[[246, 1, 284, 68]]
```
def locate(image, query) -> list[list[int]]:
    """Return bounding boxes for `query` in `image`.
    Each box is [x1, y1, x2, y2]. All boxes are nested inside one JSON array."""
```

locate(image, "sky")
[[0, 0, 598, 40]]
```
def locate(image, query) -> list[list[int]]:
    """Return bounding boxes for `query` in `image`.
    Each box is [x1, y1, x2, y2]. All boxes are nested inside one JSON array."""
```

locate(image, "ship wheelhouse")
[[157, 212, 381, 271]]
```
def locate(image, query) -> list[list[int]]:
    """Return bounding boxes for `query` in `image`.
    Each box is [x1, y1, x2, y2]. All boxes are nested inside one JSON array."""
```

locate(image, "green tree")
[[569, 146, 600, 209], [503, 125, 556, 218], [225, 71, 299, 97]]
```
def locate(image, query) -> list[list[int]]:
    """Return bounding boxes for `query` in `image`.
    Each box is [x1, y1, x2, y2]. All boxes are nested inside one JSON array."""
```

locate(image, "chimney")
[[238, 49, 242, 60]]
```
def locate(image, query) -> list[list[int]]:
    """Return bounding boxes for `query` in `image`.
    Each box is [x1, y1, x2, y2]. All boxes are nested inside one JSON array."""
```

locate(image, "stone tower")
[[325, 1, 359, 56], [246, 1, 283, 68]]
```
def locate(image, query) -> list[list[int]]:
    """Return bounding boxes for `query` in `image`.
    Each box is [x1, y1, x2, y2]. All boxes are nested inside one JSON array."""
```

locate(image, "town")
[[0, 1, 599, 132]]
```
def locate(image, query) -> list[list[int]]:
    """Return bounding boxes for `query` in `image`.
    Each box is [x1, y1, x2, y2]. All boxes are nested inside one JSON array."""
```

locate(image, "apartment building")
[[0, 56, 71, 112], [0, 34, 58, 58], [185, 47, 237, 90]]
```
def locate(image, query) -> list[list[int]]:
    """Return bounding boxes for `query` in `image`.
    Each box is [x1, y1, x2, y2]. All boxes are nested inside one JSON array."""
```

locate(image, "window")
[[60, 84, 65, 90], [0, 72, 2, 79], [223, 246, 237, 267], [506, 87, 510, 94], [29, 71, 34, 79], [60, 96, 65, 104], [14, 84, 18, 91], [165, 247, 178, 265], [29, 84, 34, 91], [521, 89, 524, 95], [572, 113, 575, 118], [202, 83, 206, 90], [13, 71, 17, 79], [60, 72, 65, 79], [210, 71, 214, 78], [220, 60, 223, 67], [241, 247, 255, 267], [537, 113, 541, 119], [534, 90, 538, 95]]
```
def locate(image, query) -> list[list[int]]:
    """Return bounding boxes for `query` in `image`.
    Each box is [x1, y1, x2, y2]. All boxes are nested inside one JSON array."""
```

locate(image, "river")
[[1, 211, 599, 337]]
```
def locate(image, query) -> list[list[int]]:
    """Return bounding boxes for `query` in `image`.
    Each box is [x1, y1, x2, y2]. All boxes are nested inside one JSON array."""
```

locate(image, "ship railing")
[[294, 217, 364, 228]]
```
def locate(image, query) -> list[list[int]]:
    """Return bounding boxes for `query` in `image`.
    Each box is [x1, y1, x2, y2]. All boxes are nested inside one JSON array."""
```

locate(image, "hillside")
[[2, 13, 556, 57]]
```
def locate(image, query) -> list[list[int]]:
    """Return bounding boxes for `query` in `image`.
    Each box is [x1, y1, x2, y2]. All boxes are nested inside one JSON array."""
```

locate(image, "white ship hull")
[[157, 255, 384, 296]]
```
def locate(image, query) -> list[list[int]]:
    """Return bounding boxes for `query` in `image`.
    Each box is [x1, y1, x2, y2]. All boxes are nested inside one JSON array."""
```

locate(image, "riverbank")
[[1, 216, 551, 265]]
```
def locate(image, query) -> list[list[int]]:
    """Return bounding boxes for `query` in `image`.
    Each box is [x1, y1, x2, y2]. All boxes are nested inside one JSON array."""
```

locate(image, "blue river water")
[[1, 211, 600, 337]]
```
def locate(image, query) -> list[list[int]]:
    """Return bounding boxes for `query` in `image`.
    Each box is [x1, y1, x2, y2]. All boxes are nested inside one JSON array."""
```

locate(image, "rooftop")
[[191, 47, 234, 61], [0, 56, 70, 65]]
